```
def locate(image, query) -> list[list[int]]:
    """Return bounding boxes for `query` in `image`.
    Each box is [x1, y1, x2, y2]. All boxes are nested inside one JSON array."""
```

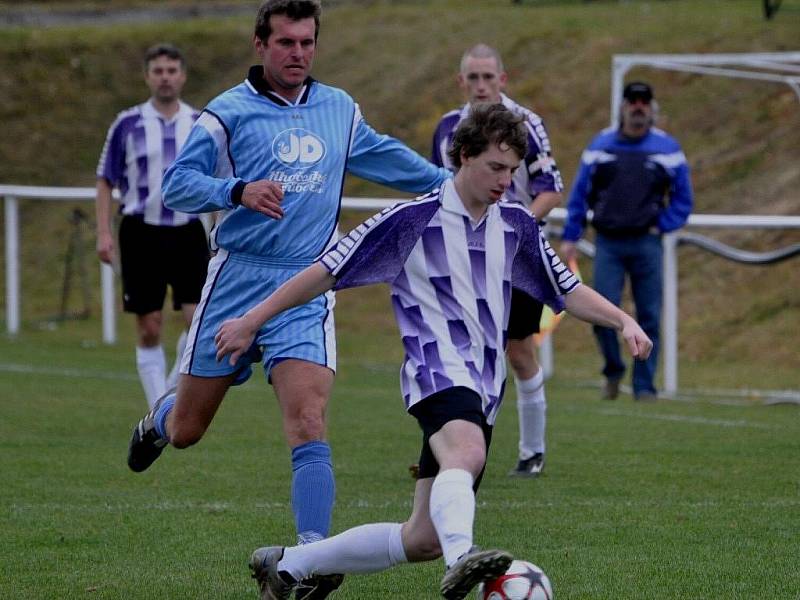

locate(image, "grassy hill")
[[1, 0, 798, 383]]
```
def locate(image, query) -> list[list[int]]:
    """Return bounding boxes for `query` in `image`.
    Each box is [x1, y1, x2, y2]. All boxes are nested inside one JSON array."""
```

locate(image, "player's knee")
[[138, 330, 161, 347], [168, 421, 205, 449], [403, 529, 442, 562], [289, 407, 327, 442], [507, 345, 535, 374], [459, 444, 488, 476]]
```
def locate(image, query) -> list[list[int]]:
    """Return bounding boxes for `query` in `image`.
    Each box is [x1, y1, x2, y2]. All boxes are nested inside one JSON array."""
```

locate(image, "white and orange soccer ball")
[[477, 559, 554, 600]]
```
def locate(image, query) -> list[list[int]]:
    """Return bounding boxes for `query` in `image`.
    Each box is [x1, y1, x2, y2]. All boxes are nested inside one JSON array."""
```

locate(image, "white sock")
[[516, 369, 546, 459], [165, 330, 188, 390], [430, 468, 475, 568], [279, 523, 407, 579], [136, 345, 167, 408]]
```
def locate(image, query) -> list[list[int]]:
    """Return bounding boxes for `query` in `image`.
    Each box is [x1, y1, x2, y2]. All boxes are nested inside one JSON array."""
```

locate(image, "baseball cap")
[[623, 81, 653, 102]]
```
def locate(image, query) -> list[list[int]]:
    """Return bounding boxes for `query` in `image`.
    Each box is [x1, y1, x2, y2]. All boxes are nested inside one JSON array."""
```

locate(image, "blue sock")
[[153, 392, 175, 440], [291, 441, 335, 543]]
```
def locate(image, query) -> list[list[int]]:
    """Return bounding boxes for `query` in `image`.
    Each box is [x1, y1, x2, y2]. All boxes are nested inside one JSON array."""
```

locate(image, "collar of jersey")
[[142, 99, 191, 123], [440, 178, 491, 227], [245, 65, 314, 106], [459, 92, 514, 121]]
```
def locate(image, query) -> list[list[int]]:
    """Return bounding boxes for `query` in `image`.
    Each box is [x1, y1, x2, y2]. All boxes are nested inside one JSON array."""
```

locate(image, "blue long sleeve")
[[347, 119, 451, 193], [658, 163, 693, 233], [162, 124, 241, 214], [562, 158, 593, 242]]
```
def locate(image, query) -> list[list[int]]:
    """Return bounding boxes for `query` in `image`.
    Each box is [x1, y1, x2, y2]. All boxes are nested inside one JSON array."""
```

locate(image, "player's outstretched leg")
[[127, 388, 174, 472], [250, 547, 297, 600], [440, 546, 513, 600]]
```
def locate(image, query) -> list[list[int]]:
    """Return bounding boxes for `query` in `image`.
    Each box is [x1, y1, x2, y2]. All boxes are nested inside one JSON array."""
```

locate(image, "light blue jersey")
[[168, 67, 450, 381], [163, 67, 450, 262]]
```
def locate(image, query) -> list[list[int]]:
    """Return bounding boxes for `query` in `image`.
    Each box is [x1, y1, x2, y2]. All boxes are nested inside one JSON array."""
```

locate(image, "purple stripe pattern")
[[320, 180, 577, 424], [96, 101, 199, 226]]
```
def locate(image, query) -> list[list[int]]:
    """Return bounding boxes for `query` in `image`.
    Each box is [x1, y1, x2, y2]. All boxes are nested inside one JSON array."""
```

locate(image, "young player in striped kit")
[[216, 104, 652, 600], [126, 2, 450, 598], [95, 43, 208, 409], [431, 44, 564, 478]]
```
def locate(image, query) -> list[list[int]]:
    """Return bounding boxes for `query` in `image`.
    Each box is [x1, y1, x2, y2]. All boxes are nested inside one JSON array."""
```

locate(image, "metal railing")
[[3, 184, 800, 397]]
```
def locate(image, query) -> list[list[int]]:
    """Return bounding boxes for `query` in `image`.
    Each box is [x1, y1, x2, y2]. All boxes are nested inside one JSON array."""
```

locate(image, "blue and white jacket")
[[563, 126, 693, 240]]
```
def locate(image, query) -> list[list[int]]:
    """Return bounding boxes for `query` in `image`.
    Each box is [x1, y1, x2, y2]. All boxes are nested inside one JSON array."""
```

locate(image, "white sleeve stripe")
[[581, 149, 617, 165], [651, 151, 687, 169], [196, 111, 233, 178]]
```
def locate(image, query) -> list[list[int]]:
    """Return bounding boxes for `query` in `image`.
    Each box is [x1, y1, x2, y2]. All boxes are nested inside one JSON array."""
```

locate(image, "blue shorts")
[[180, 249, 337, 385]]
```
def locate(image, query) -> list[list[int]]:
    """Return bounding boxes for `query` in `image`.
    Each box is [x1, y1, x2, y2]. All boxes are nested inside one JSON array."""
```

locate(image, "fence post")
[[4, 195, 20, 336], [101, 262, 116, 345], [662, 232, 679, 395]]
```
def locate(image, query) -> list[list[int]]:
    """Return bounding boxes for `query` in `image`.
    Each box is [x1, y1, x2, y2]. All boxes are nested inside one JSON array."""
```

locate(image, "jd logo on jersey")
[[273, 128, 326, 169]]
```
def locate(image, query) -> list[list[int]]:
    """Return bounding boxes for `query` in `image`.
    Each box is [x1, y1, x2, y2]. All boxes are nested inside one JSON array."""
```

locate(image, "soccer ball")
[[477, 559, 553, 600]]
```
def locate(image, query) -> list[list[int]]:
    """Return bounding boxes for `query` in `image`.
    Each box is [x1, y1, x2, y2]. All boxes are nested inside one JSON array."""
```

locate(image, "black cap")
[[623, 81, 653, 102]]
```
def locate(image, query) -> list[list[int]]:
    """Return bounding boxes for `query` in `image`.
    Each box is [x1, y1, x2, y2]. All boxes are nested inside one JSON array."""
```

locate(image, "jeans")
[[592, 232, 662, 396]]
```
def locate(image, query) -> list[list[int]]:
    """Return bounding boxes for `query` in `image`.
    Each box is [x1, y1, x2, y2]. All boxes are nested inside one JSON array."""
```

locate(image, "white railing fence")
[[4, 184, 800, 398]]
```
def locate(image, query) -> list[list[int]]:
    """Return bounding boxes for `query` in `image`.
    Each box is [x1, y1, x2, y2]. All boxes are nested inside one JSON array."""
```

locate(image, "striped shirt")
[[321, 178, 579, 424], [431, 93, 564, 209], [96, 100, 200, 226]]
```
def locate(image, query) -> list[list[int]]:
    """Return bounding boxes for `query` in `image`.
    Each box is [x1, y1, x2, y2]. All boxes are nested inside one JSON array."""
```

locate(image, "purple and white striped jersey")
[[431, 93, 564, 209], [96, 100, 200, 226], [320, 179, 579, 424]]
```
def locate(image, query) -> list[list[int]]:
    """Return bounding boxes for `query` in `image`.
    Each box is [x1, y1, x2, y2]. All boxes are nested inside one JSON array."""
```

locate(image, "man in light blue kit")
[[125, 1, 449, 597]]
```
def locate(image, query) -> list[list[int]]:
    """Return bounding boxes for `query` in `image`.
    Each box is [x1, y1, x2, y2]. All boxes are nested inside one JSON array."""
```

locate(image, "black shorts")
[[408, 386, 493, 490], [118, 215, 210, 315], [506, 288, 544, 341]]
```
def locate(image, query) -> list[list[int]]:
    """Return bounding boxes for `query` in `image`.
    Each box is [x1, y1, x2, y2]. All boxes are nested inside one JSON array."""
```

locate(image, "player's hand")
[[620, 315, 653, 361], [241, 180, 284, 220], [96, 231, 115, 264], [560, 241, 578, 263], [214, 317, 257, 365]]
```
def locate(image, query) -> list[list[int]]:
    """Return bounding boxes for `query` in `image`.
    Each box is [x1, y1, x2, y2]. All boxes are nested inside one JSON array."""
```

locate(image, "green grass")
[[2, 317, 799, 599], [1, 5, 799, 595]]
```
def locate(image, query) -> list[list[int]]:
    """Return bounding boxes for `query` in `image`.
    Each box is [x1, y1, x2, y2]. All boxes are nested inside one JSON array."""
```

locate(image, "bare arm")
[[529, 190, 562, 221], [95, 179, 115, 264], [564, 285, 653, 360], [214, 263, 335, 365]]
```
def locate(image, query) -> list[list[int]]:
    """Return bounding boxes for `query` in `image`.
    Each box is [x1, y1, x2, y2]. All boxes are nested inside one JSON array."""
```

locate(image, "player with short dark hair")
[[432, 44, 564, 478], [216, 104, 652, 600], [96, 42, 208, 409], [125, 2, 450, 598]]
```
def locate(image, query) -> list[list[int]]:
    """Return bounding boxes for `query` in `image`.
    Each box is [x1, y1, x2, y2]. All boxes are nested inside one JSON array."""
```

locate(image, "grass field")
[[1, 1, 799, 597], [2, 316, 799, 599]]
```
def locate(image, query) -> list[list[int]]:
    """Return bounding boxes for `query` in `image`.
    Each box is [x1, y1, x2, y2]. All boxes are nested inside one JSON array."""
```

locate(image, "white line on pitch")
[[0, 362, 138, 381], [593, 407, 778, 429]]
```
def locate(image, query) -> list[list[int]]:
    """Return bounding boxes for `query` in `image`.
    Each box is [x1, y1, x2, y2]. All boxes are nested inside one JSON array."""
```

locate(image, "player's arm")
[[560, 151, 594, 262], [347, 106, 451, 192], [564, 285, 652, 360], [529, 190, 562, 221], [215, 263, 335, 365], [658, 148, 693, 233], [524, 116, 564, 220], [95, 178, 115, 265], [162, 112, 283, 219], [430, 120, 446, 168]]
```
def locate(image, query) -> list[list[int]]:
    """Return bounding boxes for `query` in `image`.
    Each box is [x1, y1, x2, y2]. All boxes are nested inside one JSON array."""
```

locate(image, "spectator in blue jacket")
[[560, 81, 693, 402]]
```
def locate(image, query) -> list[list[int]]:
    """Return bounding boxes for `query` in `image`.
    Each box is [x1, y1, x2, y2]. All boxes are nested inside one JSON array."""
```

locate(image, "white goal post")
[[609, 51, 800, 395]]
